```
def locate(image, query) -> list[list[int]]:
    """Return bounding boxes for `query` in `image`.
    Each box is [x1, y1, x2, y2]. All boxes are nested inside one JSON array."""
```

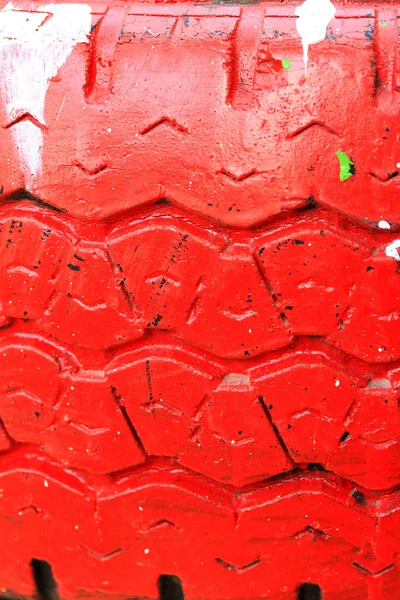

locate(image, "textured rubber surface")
[[1, 1, 400, 599]]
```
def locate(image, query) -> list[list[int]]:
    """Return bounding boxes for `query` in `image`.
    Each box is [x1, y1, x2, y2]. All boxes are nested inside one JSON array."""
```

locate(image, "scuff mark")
[[295, 0, 336, 72], [0, 3, 91, 188]]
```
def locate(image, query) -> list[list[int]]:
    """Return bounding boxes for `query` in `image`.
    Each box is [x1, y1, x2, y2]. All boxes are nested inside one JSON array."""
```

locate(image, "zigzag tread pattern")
[[0, 327, 400, 490], [1, 203, 400, 363]]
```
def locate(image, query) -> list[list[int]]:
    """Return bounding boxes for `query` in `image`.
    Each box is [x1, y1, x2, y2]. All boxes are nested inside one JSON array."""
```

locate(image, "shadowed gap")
[[158, 574, 184, 600], [298, 582, 322, 600], [30, 559, 59, 600]]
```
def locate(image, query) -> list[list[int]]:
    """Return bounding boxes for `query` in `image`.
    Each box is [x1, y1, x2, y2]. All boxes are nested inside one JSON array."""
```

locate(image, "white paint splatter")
[[378, 220, 391, 229], [295, 0, 336, 72], [385, 240, 400, 261], [0, 2, 91, 188]]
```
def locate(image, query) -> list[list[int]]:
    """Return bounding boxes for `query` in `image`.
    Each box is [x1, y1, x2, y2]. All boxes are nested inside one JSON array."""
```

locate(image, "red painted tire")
[[1, 1, 400, 599]]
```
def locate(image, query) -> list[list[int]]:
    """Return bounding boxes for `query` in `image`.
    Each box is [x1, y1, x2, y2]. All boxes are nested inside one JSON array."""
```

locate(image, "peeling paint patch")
[[385, 240, 400, 261], [0, 2, 91, 189], [295, 0, 336, 72], [336, 151, 355, 182]]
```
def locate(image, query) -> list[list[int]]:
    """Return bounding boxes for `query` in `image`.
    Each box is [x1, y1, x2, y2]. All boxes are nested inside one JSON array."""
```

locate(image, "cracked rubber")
[[1, 2, 400, 599]]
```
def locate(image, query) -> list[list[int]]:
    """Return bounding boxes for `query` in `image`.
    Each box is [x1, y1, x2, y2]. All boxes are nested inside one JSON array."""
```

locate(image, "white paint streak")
[[378, 220, 391, 229], [295, 0, 336, 72], [386, 240, 400, 261], [0, 3, 91, 188], [12, 121, 43, 188], [56, 93, 67, 122]]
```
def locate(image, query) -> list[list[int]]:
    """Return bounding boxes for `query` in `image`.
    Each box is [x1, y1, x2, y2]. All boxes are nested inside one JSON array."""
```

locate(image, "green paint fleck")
[[282, 59, 291, 70], [210, 60, 215, 65], [336, 151, 355, 182], [381, 22, 388, 27]]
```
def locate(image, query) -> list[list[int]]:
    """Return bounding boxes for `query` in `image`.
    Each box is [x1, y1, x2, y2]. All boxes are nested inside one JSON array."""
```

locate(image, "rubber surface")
[[1, 1, 400, 599]]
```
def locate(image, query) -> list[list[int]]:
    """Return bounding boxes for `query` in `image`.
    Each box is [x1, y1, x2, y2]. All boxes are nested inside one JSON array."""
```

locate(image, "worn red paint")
[[0, 2, 400, 599]]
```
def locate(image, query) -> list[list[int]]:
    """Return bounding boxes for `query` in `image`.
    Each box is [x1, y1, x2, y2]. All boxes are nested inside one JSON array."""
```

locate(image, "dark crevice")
[[280, 312, 289, 327], [78, 546, 123, 561], [1, 183, 398, 237], [297, 582, 322, 600], [371, 51, 380, 97], [339, 431, 350, 444], [258, 395, 294, 468], [263, 466, 304, 484], [154, 198, 173, 206], [351, 488, 367, 506], [216, 557, 261, 573], [30, 559, 59, 600], [4, 113, 46, 131], [353, 562, 395, 577], [2, 189, 66, 213], [100, 194, 320, 231], [307, 463, 327, 472], [145, 519, 178, 532], [219, 168, 257, 182], [119, 278, 136, 312], [252, 251, 279, 307], [0, 418, 15, 447], [73, 163, 108, 177], [141, 118, 188, 135], [370, 171, 399, 182], [304, 195, 317, 210], [110, 386, 147, 456], [3, 441, 400, 497], [293, 525, 326, 539], [157, 575, 184, 600], [97, 192, 393, 235], [0, 318, 15, 332], [288, 120, 337, 138]]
